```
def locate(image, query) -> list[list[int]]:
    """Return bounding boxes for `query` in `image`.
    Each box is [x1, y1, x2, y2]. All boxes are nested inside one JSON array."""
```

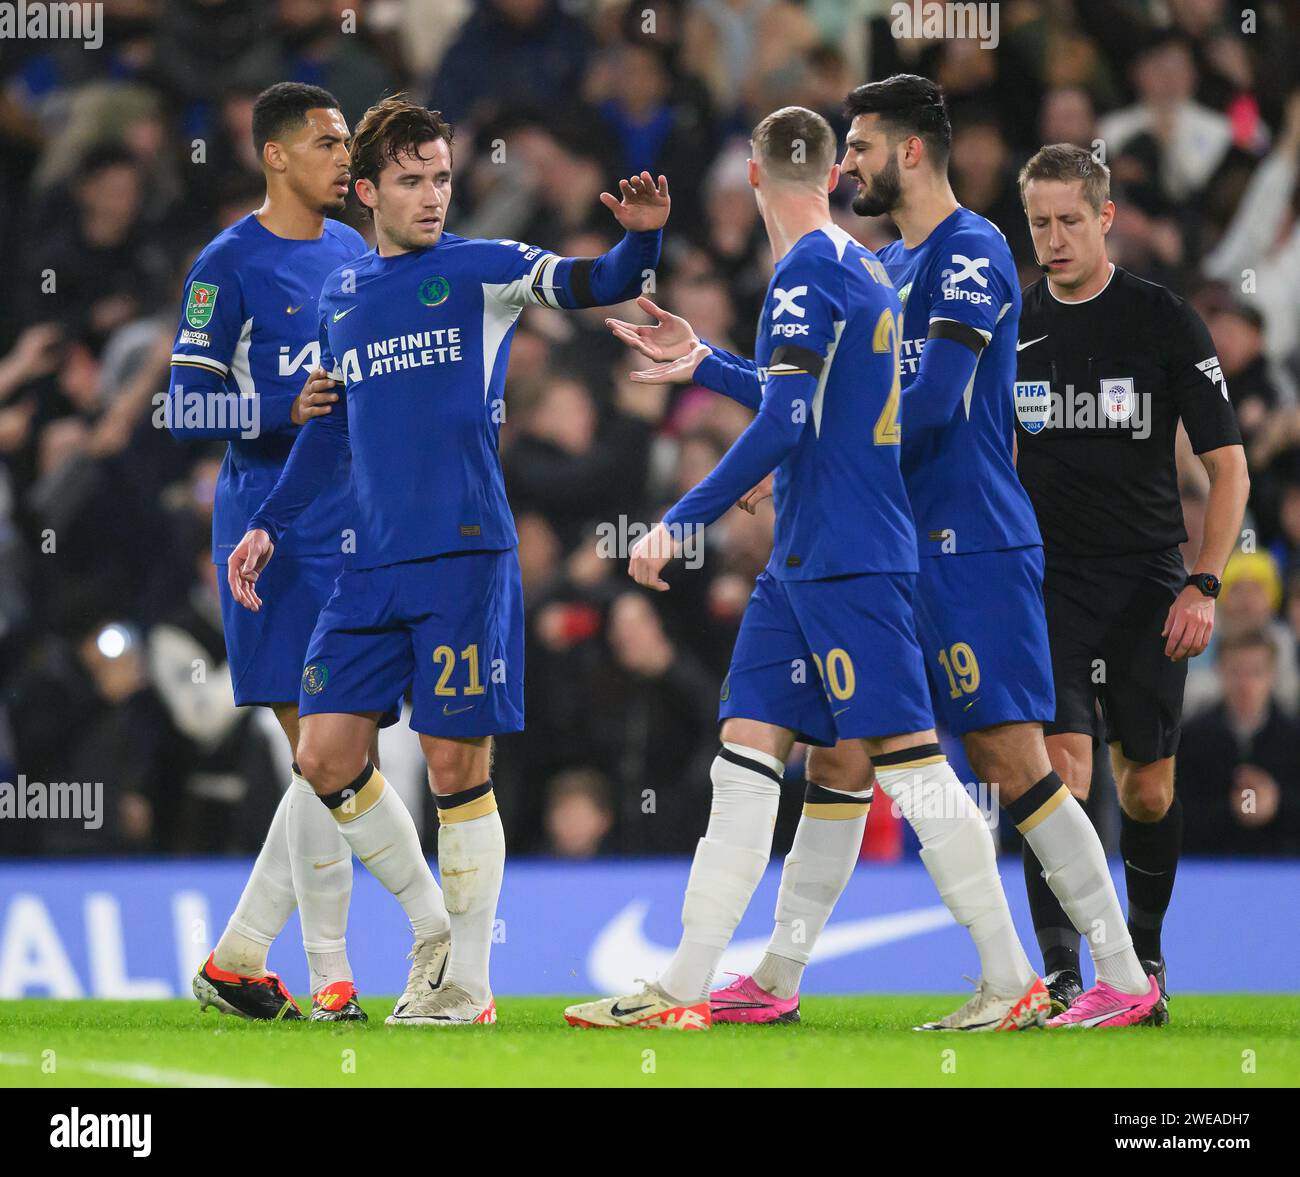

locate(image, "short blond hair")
[[751, 106, 837, 185], [1019, 143, 1110, 213]]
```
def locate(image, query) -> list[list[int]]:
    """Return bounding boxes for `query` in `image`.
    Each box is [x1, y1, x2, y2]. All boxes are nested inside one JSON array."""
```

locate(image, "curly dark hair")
[[350, 94, 454, 188]]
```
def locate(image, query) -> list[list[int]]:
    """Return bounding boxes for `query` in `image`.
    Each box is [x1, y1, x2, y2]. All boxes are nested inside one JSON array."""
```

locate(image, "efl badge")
[[1102, 377, 1135, 423], [1014, 380, 1051, 434], [186, 282, 219, 329]]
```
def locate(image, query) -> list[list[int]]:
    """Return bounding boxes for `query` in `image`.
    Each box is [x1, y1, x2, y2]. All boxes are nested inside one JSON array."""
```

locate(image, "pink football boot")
[[709, 974, 800, 1025], [1046, 974, 1161, 1028]]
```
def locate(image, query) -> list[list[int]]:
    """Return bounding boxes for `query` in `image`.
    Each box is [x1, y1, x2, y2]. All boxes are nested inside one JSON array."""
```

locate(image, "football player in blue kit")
[[568, 106, 1050, 1032], [227, 95, 668, 1026], [169, 83, 443, 1023], [605, 78, 1161, 1031]]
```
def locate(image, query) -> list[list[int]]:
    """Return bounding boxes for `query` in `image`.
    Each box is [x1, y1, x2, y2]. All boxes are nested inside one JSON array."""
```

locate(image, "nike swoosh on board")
[[588, 898, 954, 994]]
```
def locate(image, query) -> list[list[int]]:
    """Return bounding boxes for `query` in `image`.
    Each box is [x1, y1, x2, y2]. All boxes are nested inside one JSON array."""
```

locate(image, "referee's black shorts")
[[1043, 547, 1188, 764]]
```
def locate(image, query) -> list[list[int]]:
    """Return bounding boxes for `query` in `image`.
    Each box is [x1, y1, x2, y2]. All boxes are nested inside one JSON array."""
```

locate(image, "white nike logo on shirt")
[[1016, 335, 1048, 351]]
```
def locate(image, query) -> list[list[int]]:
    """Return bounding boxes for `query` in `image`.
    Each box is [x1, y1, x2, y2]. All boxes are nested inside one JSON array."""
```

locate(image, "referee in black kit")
[[1012, 145, 1250, 1022]]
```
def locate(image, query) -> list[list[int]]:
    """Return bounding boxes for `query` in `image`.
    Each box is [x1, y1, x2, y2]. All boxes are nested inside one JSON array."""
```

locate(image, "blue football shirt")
[[665, 223, 917, 580], [168, 213, 367, 562], [877, 207, 1041, 556], [250, 229, 661, 568]]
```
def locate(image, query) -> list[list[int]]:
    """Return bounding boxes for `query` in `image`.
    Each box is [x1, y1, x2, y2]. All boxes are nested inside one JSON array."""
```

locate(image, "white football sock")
[[1015, 780, 1149, 994], [754, 781, 871, 999], [215, 778, 297, 977], [659, 744, 782, 1003], [436, 784, 506, 1005], [876, 747, 1036, 997], [287, 773, 355, 994], [324, 763, 450, 941]]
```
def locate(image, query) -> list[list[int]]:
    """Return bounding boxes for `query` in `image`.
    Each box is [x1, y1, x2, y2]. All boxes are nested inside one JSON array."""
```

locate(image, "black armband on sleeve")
[[566, 257, 596, 307], [927, 318, 988, 354], [768, 344, 825, 377]]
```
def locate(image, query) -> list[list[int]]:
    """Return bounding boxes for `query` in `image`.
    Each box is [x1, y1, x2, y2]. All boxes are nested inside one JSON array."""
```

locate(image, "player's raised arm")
[[629, 263, 843, 591], [488, 174, 667, 315], [609, 296, 764, 410]]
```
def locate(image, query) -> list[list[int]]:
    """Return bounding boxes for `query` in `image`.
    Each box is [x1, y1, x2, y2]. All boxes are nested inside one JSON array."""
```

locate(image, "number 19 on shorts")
[[937, 642, 980, 700]]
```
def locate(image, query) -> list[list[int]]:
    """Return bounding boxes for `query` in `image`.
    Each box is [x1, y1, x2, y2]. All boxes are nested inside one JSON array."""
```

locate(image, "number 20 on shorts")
[[812, 648, 856, 701]]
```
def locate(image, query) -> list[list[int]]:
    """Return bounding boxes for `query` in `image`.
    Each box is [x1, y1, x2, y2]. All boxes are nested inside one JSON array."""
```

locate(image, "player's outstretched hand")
[[1162, 585, 1214, 661], [628, 521, 681, 592], [228, 528, 275, 612], [600, 171, 670, 233], [291, 366, 339, 426], [607, 296, 700, 362], [629, 341, 712, 386], [737, 473, 774, 515]]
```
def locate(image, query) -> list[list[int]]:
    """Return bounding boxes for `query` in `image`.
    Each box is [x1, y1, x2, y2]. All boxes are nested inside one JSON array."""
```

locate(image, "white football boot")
[[386, 981, 496, 1026], [564, 981, 711, 1030], [915, 975, 1050, 1031], [389, 934, 450, 1020]]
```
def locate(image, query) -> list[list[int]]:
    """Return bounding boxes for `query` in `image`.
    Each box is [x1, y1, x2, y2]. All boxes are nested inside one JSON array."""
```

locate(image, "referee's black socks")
[[1120, 794, 1183, 964]]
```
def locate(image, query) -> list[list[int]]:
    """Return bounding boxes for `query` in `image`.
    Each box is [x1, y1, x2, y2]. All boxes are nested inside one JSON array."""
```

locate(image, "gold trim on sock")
[[437, 789, 498, 826], [330, 768, 386, 824], [802, 802, 872, 821], [879, 753, 946, 771], [1014, 784, 1070, 834]]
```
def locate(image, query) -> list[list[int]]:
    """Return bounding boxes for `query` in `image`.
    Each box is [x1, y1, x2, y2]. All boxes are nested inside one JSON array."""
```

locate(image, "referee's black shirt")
[[1014, 266, 1241, 557]]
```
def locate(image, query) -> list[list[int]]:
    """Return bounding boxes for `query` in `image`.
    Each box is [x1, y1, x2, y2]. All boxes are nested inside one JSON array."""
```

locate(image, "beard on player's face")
[[850, 153, 902, 217], [286, 169, 347, 216]]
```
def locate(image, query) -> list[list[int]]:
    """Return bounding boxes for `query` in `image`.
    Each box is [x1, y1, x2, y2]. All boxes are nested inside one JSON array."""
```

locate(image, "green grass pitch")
[[2, 997, 1297, 1088]]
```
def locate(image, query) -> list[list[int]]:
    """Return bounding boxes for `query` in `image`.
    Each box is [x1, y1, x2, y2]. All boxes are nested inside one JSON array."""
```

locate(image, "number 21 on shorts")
[[432, 643, 487, 696]]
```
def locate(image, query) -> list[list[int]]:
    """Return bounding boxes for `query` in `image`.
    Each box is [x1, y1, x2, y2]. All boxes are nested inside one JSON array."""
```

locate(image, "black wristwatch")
[[1186, 572, 1222, 599]]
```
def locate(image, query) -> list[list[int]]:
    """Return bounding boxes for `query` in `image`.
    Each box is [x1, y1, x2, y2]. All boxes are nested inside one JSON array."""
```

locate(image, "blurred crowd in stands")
[[1, 0, 1298, 860]]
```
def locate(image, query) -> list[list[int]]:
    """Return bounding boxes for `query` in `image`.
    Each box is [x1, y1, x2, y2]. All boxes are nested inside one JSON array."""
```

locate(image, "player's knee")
[[424, 741, 486, 794], [963, 737, 1019, 795], [295, 743, 364, 795], [805, 751, 874, 795], [1118, 763, 1174, 823]]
